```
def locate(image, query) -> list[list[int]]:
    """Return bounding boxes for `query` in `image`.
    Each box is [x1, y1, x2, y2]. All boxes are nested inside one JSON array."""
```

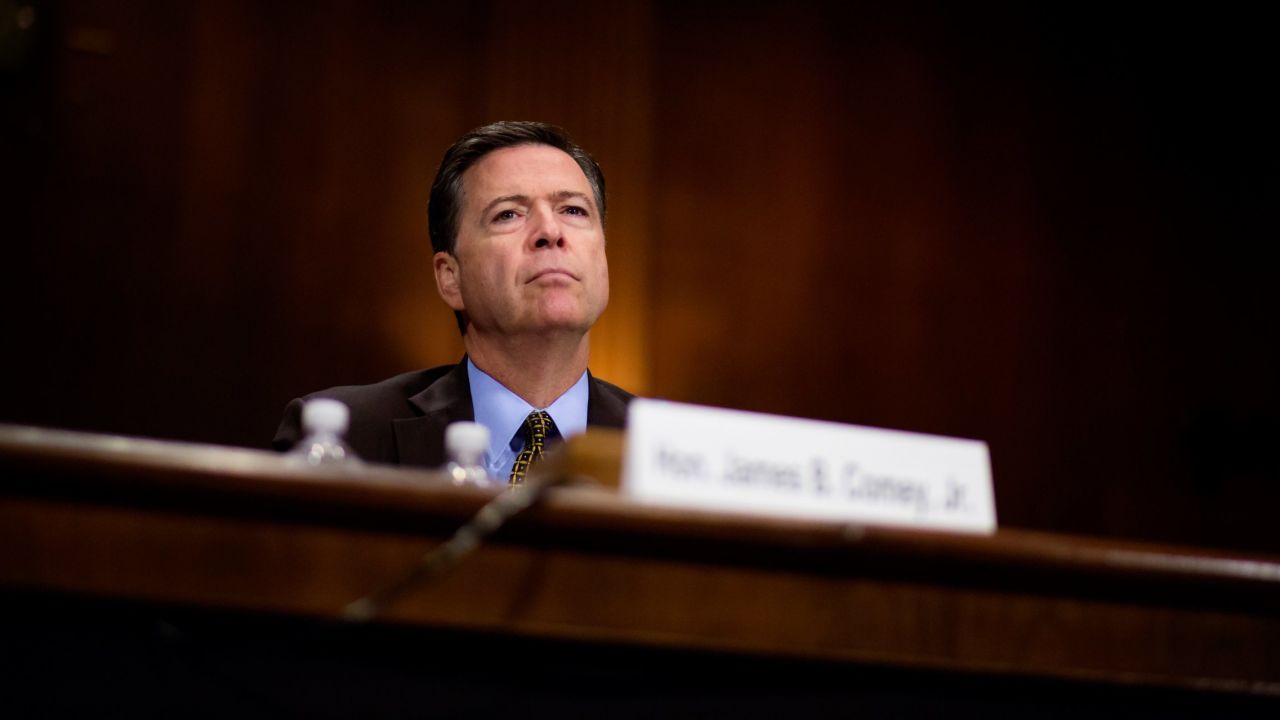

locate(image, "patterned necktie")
[[508, 410, 557, 486]]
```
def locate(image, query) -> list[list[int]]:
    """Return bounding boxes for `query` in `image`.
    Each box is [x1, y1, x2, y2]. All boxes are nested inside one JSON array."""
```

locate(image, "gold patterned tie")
[[508, 411, 556, 486]]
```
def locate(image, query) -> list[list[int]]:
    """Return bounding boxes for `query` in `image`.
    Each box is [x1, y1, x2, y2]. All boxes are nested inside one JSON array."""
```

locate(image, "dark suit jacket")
[[272, 360, 633, 468]]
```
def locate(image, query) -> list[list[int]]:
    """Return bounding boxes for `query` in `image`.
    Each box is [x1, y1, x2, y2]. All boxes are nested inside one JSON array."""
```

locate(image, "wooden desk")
[[2, 424, 1278, 714]]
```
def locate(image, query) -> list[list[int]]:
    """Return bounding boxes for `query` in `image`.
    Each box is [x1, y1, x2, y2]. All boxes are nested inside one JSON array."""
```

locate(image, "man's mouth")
[[528, 268, 578, 282]]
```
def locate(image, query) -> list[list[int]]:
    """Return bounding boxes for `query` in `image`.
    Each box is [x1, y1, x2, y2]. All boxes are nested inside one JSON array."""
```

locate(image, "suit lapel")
[[586, 371, 630, 429], [393, 361, 474, 468], [392, 363, 627, 467]]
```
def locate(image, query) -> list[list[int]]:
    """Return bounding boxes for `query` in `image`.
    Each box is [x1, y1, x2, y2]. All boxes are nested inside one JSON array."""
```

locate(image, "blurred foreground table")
[[1, 424, 1278, 716]]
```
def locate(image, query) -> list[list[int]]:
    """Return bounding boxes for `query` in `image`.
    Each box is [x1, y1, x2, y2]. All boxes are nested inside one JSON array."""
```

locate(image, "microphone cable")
[[341, 470, 583, 622]]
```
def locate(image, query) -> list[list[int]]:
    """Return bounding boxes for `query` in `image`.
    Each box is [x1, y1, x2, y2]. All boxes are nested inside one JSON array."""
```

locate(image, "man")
[[273, 121, 633, 481]]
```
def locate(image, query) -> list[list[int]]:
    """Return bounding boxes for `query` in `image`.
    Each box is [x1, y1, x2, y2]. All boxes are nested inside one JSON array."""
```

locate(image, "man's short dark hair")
[[428, 121, 607, 257]]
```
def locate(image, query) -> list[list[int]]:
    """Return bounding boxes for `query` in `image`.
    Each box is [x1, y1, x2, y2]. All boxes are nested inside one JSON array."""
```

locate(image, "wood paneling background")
[[2, 1, 1276, 552]]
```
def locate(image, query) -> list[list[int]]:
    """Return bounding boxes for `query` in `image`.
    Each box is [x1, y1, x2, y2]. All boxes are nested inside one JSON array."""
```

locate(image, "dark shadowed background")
[[2, 1, 1276, 552]]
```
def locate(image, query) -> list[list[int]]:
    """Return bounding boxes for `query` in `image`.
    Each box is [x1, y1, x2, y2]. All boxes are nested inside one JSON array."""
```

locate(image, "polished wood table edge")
[[3, 424, 1279, 696], [4, 423, 1280, 608], [7, 582, 1276, 702]]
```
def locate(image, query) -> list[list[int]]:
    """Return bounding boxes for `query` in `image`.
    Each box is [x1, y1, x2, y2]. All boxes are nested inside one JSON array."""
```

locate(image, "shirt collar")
[[467, 358, 590, 460]]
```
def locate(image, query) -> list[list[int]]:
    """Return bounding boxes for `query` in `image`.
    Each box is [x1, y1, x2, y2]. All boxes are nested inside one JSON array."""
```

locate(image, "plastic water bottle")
[[291, 398, 360, 466], [445, 421, 491, 487]]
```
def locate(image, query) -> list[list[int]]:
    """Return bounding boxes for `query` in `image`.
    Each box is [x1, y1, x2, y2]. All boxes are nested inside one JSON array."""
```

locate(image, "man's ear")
[[433, 251, 465, 311]]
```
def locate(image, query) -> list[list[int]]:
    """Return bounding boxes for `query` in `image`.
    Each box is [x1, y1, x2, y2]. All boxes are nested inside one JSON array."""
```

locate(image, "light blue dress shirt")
[[466, 358, 589, 479]]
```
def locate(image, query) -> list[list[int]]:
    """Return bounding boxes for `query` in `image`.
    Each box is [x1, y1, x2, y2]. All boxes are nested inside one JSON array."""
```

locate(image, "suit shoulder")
[[273, 364, 458, 453], [303, 365, 454, 416]]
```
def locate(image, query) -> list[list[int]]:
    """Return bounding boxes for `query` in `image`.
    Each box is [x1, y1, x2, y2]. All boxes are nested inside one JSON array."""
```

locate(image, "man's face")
[[434, 144, 609, 339]]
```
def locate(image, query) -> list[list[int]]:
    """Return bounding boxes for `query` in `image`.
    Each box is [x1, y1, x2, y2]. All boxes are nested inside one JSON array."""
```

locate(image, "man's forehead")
[[462, 144, 592, 203]]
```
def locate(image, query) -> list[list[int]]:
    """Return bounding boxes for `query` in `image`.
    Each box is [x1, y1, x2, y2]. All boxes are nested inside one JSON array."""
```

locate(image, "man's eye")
[[493, 209, 518, 222], [563, 206, 588, 217]]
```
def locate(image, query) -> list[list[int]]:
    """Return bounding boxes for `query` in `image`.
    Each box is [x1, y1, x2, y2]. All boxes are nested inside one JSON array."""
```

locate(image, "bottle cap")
[[302, 398, 350, 435], [446, 421, 490, 457]]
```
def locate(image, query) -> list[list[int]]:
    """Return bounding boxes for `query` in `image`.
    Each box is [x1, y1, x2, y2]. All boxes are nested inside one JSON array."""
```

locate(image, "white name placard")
[[622, 399, 996, 534]]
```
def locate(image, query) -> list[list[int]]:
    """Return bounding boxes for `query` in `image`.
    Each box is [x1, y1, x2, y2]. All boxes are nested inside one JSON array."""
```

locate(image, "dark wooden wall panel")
[[649, 3, 1066, 530], [2, 1, 1275, 552], [644, 3, 1277, 550]]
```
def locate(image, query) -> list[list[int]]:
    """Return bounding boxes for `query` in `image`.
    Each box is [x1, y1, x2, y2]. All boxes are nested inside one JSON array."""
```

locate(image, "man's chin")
[[530, 298, 604, 330], [530, 316, 594, 335]]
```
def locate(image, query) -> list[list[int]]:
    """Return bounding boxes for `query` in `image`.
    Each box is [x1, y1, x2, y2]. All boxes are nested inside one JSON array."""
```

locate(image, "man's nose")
[[530, 205, 566, 250]]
